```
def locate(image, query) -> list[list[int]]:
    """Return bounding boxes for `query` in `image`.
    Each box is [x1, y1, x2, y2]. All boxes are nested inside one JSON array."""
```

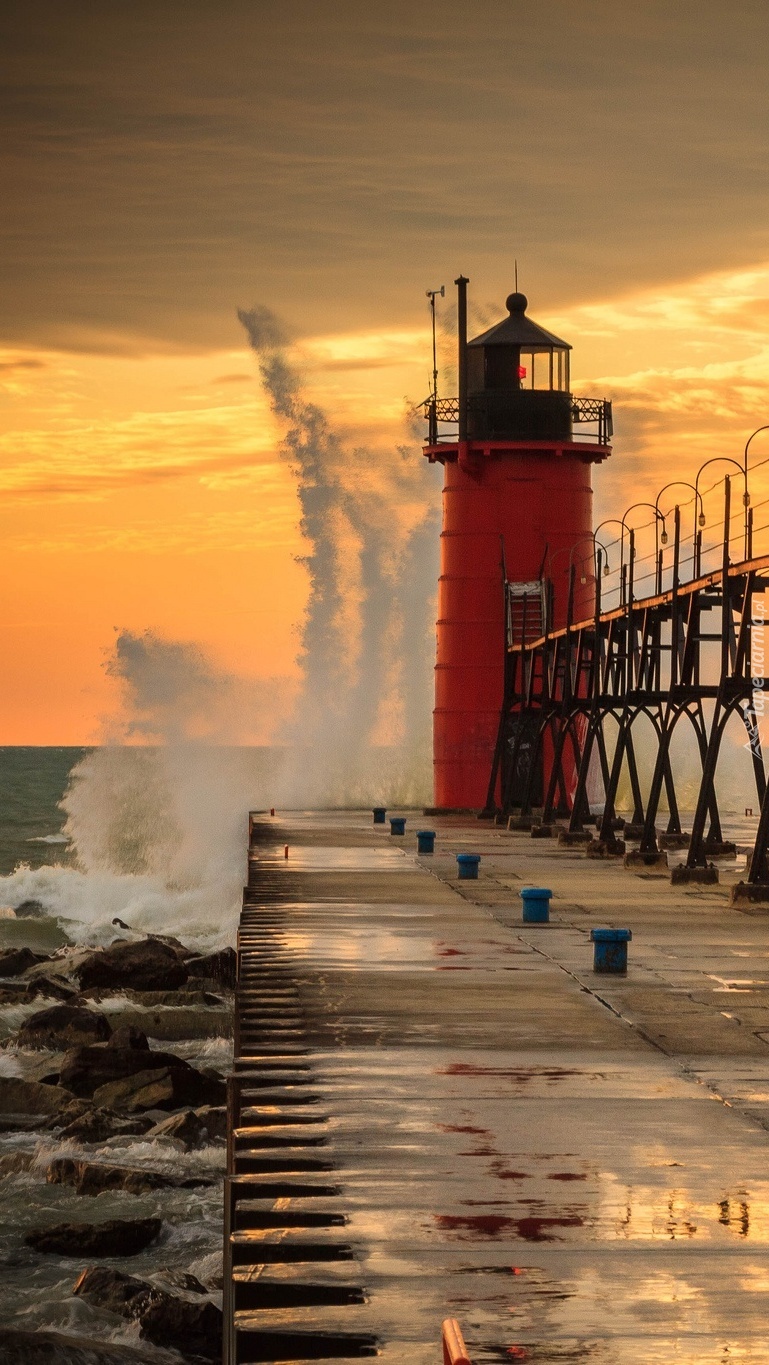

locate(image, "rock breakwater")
[[0, 926, 233, 1363]]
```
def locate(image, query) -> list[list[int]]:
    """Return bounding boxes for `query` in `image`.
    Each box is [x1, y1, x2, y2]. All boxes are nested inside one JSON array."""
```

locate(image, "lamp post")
[[744, 424, 769, 481], [568, 535, 610, 584], [594, 518, 628, 605], [655, 480, 704, 579], [620, 502, 668, 603], [547, 535, 610, 623], [695, 456, 750, 563], [744, 426, 769, 558]]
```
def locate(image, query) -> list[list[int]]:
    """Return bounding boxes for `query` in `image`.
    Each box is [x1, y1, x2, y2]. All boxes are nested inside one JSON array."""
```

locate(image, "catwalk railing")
[[485, 475, 769, 891], [423, 394, 613, 446]]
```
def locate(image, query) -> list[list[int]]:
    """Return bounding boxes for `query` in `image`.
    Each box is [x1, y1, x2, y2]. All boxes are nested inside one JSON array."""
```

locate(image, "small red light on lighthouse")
[[517, 365, 527, 378]]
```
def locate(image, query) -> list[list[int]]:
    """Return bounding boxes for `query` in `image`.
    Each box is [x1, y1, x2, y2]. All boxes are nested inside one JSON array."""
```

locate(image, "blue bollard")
[[417, 830, 436, 854], [390, 817, 406, 836], [590, 927, 632, 973], [520, 887, 552, 922], [373, 808, 387, 824], [457, 853, 480, 880]]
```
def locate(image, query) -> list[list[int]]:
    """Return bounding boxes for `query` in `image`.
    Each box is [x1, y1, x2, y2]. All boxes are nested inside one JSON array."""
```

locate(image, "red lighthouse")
[[423, 278, 612, 811]]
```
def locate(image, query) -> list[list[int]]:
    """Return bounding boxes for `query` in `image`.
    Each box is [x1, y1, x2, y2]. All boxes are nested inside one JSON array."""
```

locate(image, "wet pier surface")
[[225, 812, 769, 1364]]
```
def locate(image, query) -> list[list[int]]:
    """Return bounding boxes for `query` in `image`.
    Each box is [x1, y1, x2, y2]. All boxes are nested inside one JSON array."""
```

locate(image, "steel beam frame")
[[488, 536, 769, 882]]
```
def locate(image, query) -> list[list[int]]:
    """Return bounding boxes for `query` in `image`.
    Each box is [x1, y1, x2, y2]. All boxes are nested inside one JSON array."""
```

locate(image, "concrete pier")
[[225, 811, 769, 1364]]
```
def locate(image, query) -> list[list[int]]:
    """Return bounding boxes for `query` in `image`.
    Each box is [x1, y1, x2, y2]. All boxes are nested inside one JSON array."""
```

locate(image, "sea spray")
[[0, 633, 280, 947], [238, 303, 440, 807]]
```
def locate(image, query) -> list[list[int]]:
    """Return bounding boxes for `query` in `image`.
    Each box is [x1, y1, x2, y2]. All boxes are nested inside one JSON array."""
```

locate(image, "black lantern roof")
[[468, 292, 571, 351]]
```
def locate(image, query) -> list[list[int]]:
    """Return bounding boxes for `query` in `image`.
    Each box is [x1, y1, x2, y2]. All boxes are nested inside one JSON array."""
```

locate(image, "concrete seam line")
[[512, 930, 762, 1121]]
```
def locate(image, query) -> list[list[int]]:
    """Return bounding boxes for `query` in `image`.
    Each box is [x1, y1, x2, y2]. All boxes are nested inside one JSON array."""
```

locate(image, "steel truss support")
[[488, 533, 769, 887]]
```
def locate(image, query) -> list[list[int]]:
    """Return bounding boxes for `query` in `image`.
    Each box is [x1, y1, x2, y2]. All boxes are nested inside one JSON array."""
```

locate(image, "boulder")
[[0, 1328, 164, 1364], [147, 932, 194, 958], [106, 925, 192, 953], [25, 976, 78, 1002], [24, 953, 82, 986], [0, 947, 48, 976], [107, 1024, 150, 1051], [26, 1216, 162, 1257], [0, 1150, 35, 1177], [140, 1294, 222, 1361], [93, 1064, 225, 1113], [92, 1068, 181, 1113], [0, 1076, 74, 1116], [73, 1265, 222, 1362], [75, 940, 189, 993], [0, 984, 28, 1003], [145, 1109, 206, 1148], [185, 947, 236, 989], [59, 1042, 192, 1097], [57, 1108, 154, 1143], [73, 1264, 153, 1316], [47, 1157, 210, 1196], [17, 1004, 112, 1051], [194, 1105, 227, 1142], [44, 1096, 90, 1127], [150, 1268, 208, 1295]]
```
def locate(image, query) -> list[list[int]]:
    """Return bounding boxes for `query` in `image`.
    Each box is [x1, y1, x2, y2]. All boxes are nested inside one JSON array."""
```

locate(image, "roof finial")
[[515, 259, 518, 292]]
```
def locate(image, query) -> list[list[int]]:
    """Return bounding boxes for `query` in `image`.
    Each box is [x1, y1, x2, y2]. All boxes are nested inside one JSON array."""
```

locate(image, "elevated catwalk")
[[224, 810, 769, 1364]]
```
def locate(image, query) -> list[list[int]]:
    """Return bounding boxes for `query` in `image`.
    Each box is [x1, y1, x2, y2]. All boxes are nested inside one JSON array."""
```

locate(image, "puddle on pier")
[[435, 1213, 588, 1242], [257, 845, 415, 870], [439, 1065, 605, 1085], [438, 1125, 491, 1135], [708, 975, 769, 992], [266, 928, 535, 972]]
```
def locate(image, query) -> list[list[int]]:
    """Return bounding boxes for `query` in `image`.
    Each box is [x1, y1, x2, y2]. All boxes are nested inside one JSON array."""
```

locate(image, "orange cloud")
[[2, 261, 769, 741]]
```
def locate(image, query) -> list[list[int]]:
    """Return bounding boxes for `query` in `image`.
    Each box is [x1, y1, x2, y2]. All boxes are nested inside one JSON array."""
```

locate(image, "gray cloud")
[[1, 0, 769, 352], [0, 357, 47, 372]]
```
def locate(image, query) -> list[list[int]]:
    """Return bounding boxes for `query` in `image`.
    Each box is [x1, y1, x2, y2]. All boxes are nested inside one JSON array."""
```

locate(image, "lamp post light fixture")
[[655, 480, 704, 578]]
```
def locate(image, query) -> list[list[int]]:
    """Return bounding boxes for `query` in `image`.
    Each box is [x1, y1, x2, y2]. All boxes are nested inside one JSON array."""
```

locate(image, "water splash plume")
[[238, 304, 440, 805]]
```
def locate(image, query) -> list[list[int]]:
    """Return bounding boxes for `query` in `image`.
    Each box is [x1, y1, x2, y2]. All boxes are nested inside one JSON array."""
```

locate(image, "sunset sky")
[[2, 0, 769, 742]]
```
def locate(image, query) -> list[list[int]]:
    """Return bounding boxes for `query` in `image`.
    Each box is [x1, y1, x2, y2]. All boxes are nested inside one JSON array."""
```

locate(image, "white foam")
[[0, 861, 240, 952], [160, 1036, 233, 1067], [0, 998, 64, 1037]]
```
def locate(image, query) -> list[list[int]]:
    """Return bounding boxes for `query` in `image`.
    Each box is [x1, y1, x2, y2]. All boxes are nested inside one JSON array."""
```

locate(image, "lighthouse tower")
[[424, 278, 612, 811]]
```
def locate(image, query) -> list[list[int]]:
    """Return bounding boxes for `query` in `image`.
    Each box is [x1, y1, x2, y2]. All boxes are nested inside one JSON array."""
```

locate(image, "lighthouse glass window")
[[532, 352, 553, 390], [519, 350, 555, 390]]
